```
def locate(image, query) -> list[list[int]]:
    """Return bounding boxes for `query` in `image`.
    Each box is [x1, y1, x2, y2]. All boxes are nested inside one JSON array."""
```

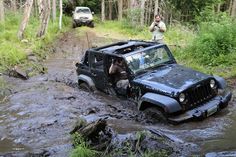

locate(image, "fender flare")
[[78, 74, 96, 90], [214, 76, 226, 89], [138, 93, 182, 114]]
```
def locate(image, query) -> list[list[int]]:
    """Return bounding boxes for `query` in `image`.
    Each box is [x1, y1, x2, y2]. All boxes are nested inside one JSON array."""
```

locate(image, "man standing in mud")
[[109, 58, 129, 90], [149, 14, 166, 43]]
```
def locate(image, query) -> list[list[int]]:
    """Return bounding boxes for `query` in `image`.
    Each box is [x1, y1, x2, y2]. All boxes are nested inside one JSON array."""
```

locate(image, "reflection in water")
[[0, 138, 30, 153], [201, 114, 236, 153]]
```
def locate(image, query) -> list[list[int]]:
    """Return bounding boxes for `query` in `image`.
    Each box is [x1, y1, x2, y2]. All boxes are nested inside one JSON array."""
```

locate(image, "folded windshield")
[[125, 46, 171, 74]]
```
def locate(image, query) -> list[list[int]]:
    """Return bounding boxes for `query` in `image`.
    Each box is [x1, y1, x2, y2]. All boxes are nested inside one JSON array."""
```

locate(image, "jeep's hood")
[[74, 13, 93, 20], [133, 64, 212, 95]]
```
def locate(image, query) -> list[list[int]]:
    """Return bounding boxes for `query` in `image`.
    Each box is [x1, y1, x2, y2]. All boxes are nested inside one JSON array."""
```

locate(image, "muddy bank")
[[0, 28, 236, 156]]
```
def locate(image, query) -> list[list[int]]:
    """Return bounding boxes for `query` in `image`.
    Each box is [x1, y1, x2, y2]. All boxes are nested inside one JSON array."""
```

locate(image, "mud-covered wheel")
[[72, 21, 77, 28], [144, 107, 167, 123], [89, 22, 94, 28], [79, 82, 93, 92]]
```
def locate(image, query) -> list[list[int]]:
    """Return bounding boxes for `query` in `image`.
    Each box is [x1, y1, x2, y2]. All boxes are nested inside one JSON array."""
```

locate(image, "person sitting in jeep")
[[109, 58, 129, 90]]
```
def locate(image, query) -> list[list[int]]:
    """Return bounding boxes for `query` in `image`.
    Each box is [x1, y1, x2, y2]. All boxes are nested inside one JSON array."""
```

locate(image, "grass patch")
[[92, 18, 235, 78], [70, 132, 98, 157], [0, 12, 71, 72]]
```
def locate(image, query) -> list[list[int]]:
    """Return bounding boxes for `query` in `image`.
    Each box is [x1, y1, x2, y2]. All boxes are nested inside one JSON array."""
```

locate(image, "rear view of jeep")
[[72, 7, 94, 28]]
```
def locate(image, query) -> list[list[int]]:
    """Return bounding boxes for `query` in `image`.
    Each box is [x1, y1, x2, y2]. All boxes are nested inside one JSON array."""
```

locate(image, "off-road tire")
[[79, 82, 93, 92], [72, 22, 77, 28], [144, 107, 167, 123], [89, 22, 94, 28]]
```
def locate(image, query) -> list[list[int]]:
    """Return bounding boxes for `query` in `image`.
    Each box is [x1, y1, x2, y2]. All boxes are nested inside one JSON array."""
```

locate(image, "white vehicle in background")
[[72, 7, 94, 28]]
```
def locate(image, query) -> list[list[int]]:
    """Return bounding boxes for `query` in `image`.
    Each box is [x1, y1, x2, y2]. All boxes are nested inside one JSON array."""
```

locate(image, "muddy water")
[[0, 29, 236, 156]]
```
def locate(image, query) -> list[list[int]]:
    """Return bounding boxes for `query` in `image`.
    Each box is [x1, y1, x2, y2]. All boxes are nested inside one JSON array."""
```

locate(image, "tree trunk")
[[148, 0, 152, 24], [127, 0, 131, 9], [52, 0, 56, 22], [145, 0, 149, 25], [19, 0, 22, 13], [37, 0, 43, 20], [11, 0, 17, 12], [118, 0, 123, 20], [59, 0, 62, 29], [217, 3, 221, 13], [101, 0, 105, 21], [17, 0, 34, 40], [37, 0, 51, 37], [130, 0, 135, 7], [140, 0, 145, 26], [0, 0, 4, 22], [231, 0, 236, 17], [33, 0, 38, 17], [154, 0, 159, 19], [108, 0, 112, 20]]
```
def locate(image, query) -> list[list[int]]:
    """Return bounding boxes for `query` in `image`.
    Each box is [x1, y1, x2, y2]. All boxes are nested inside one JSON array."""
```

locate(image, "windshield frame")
[[76, 7, 91, 14], [123, 44, 176, 75]]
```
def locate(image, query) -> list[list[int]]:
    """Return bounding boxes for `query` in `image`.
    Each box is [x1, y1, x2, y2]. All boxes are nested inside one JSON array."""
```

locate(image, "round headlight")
[[179, 93, 185, 103], [210, 79, 216, 89]]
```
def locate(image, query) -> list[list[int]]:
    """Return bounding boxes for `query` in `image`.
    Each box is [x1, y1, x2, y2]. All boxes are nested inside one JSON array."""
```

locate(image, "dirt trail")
[[0, 28, 236, 156]]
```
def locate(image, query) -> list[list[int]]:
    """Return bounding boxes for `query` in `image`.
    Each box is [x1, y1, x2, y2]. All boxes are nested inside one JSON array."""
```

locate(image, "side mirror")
[[92, 12, 94, 15]]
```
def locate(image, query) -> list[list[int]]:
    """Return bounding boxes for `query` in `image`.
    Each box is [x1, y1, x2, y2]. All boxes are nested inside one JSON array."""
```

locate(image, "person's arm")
[[158, 22, 166, 32], [149, 22, 156, 32], [109, 64, 116, 74]]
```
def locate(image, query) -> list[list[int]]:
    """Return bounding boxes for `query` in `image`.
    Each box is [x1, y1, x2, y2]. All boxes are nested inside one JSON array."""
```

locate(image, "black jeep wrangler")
[[75, 40, 232, 123]]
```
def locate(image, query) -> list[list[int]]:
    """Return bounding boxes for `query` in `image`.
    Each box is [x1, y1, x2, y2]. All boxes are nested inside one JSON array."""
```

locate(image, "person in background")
[[149, 14, 166, 43]]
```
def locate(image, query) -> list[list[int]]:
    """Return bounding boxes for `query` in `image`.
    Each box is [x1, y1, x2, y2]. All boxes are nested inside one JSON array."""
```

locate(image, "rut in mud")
[[0, 28, 236, 156]]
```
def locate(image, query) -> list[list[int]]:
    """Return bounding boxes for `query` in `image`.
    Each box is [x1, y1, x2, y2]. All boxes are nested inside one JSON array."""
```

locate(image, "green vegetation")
[[92, 12, 236, 78], [0, 12, 70, 72], [176, 11, 236, 78], [70, 132, 98, 157], [70, 130, 169, 157]]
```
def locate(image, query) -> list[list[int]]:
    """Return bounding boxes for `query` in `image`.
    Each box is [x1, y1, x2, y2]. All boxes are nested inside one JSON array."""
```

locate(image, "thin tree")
[[231, 0, 236, 17], [17, 0, 34, 40], [59, 0, 62, 29], [11, 0, 17, 12], [118, 0, 123, 20], [108, 0, 112, 20], [52, 0, 56, 22], [19, 0, 22, 12], [140, 0, 145, 26], [148, 0, 153, 24], [37, 0, 51, 37], [0, 0, 4, 22], [101, 0, 105, 21], [154, 0, 159, 18], [37, 0, 43, 20]]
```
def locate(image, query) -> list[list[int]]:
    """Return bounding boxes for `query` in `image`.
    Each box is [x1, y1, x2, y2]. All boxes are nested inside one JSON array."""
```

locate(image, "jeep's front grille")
[[80, 17, 89, 20], [185, 83, 216, 110]]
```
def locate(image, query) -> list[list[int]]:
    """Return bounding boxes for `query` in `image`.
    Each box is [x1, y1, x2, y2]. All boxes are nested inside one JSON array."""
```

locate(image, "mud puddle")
[[0, 138, 30, 153], [0, 28, 236, 156]]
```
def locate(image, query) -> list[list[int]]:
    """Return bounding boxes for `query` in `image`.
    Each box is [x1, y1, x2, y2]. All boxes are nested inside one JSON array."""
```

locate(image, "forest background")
[[0, 0, 236, 81]]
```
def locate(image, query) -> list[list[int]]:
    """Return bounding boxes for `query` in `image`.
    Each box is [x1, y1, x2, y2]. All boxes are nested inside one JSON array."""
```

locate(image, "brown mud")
[[0, 28, 236, 156]]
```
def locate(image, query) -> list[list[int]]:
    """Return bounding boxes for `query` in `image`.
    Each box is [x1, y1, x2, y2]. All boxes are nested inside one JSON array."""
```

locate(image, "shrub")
[[186, 14, 236, 66]]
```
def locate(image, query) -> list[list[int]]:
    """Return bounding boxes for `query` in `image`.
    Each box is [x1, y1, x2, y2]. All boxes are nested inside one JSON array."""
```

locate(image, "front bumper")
[[168, 91, 232, 123], [74, 19, 93, 25]]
